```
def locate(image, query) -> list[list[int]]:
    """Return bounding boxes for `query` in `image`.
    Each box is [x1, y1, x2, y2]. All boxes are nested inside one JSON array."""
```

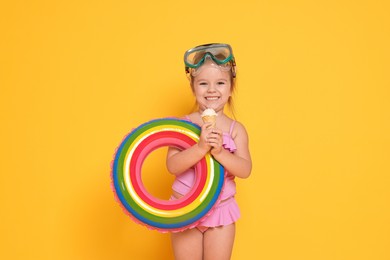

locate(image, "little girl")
[[167, 43, 252, 260]]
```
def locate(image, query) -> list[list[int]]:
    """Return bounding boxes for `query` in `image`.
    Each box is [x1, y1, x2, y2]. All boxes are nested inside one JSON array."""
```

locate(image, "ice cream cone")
[[202, 115, 217, 128], [201, 108, 217, 128]]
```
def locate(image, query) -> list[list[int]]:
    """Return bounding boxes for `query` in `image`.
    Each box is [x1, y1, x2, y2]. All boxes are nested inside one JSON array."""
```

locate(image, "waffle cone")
[[202, 115, 216, 128]]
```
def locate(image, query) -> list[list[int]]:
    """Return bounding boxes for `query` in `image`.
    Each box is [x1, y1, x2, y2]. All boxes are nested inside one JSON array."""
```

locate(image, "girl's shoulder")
[[186, 112, 200, 118], [229, 119, 249, 140], [184, 112, 202, 125]]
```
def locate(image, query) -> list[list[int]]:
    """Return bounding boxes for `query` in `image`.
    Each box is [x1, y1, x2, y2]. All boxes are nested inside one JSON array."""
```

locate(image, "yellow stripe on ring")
[[123, 124, 215, 217]]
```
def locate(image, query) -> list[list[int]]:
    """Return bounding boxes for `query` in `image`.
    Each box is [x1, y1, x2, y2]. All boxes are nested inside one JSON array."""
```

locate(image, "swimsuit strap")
[[229, 120, 236, 135]]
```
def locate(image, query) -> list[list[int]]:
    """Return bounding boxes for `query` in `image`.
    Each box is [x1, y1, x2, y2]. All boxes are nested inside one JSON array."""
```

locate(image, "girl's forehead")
[[194, 63, 231, 78]]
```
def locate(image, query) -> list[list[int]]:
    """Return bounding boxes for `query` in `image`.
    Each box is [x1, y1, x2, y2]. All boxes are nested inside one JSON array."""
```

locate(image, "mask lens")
[[184, 44, 233, 68], [207, 46, 231, 63]]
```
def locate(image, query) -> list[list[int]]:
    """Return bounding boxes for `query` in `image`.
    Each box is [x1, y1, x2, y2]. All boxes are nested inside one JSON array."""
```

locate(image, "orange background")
[[1, 0, 389, 259]]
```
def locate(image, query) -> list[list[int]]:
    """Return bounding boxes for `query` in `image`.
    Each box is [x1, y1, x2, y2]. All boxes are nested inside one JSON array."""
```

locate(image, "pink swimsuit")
[[171, 117, 240, 228]]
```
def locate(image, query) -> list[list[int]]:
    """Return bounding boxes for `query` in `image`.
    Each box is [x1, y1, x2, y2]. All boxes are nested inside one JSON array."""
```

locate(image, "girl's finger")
[[202, 122, 213, 130], [211, 129, 222, 136]]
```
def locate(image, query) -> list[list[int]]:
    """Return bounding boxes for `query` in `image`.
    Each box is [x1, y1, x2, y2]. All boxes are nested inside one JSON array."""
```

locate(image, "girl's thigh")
[[171, 228, 203, 260], [204, 223, 236, 260]]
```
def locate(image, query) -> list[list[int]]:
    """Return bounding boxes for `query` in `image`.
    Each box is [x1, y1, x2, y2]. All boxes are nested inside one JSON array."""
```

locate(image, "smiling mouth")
[[206, 97, 219, 101]]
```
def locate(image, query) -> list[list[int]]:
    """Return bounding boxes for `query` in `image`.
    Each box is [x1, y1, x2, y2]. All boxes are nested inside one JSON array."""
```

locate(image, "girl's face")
[[191, 61, 232, 113]]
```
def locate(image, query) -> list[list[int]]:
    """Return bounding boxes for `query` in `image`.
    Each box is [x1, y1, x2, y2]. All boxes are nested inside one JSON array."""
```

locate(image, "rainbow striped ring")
[[111, 118, 225, 232]]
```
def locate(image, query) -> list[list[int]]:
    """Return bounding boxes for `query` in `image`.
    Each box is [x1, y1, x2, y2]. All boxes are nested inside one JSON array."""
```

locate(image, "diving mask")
[[184, 43, 236, 78]]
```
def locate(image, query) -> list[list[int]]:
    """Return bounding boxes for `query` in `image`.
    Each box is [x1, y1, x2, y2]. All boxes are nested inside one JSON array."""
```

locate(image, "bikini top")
[[184, 115, 237, 153]]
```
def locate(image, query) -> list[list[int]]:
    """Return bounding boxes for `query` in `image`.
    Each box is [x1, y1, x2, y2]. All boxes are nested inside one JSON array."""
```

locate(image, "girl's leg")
[[171, 228, 203, 260], [203, 223, 235, 260]]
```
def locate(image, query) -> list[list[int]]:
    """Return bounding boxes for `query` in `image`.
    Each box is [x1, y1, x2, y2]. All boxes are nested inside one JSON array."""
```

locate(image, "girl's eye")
[[217, 81, 226, 85], [199, 82, 207, 86]]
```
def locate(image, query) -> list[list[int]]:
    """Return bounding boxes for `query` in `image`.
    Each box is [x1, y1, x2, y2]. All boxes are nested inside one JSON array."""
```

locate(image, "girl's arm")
[[210, 122, 252, 179], [166, 122, 212, 176]]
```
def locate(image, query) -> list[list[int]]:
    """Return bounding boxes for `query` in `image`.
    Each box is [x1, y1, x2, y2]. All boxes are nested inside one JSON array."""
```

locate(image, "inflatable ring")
[[111, 118, 225, 233]]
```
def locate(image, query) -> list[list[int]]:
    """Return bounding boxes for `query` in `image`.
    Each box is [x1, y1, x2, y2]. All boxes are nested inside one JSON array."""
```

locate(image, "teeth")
[[206, 97, 219, 100]]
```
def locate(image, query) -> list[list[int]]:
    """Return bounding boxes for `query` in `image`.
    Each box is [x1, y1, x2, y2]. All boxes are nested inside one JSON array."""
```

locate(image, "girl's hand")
[[208, 128, 223, 155], [198, 122, 213, 152]]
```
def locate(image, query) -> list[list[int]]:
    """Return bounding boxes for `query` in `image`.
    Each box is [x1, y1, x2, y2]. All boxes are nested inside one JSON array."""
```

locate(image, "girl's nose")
[[207, 84, 217, 92]]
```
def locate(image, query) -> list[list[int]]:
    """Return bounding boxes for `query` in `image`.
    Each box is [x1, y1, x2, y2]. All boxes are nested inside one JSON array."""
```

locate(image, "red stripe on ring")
[[130, 131, 207, 210], [134, 136, 202, 206], [134, 135, 201, 205], [129, 131, 207, 210]]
